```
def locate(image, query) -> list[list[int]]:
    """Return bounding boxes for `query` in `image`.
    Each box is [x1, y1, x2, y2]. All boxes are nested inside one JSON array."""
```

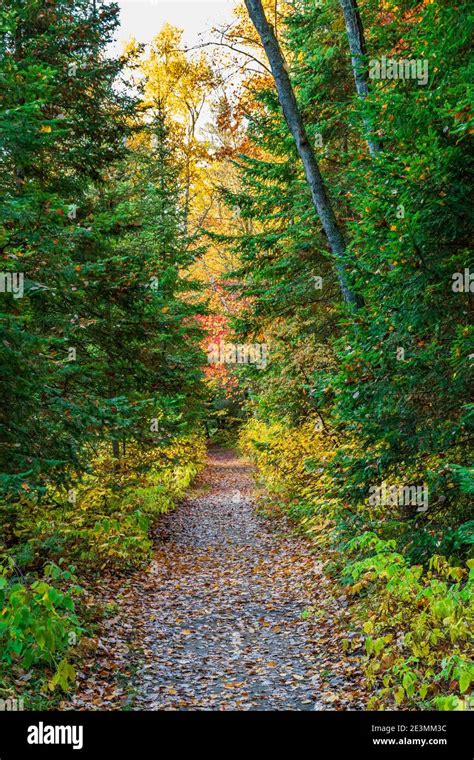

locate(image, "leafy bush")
[[0, 561, 82, 692], [345, 535, 473, 710], [5, 434, 206, 573]]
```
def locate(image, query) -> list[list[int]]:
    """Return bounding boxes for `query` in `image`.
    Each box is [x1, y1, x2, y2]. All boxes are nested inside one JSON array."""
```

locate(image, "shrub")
[[344, 535, 473, 710], [0, 561, 82, 692], [6, 434, 206, 573]]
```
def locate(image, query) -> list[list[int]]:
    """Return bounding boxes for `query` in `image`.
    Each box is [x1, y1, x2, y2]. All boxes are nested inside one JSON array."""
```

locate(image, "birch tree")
[[338, 0, 381, 156], [243, 0, 361, 307]]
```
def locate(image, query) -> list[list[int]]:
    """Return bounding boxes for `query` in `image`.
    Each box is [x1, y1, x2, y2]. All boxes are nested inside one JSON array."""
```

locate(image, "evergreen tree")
[[0, 1, 205, 497]]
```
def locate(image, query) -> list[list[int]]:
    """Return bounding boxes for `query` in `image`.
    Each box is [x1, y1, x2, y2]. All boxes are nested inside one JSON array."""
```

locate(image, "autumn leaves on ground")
[[64, 450, 366, 711]]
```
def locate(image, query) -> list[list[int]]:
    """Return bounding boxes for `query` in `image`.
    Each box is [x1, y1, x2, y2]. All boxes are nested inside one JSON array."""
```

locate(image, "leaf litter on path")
[[64, 449, 367, 711]]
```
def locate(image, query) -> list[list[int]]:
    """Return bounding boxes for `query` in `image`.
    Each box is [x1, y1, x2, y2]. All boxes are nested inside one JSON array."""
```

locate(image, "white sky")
[[114, 0, 238, 51]]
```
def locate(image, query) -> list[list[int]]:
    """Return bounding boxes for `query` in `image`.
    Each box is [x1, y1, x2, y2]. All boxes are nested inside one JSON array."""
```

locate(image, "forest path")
[[66, 449, 366, 711]]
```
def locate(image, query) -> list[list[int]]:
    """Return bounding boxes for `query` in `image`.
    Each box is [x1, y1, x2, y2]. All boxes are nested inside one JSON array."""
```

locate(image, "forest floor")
[[64, 449, 368, 711]]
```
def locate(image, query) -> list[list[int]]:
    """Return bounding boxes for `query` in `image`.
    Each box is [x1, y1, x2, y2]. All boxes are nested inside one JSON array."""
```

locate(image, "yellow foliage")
[[9, 435, 207, 573], [239, 418, 339, 543]]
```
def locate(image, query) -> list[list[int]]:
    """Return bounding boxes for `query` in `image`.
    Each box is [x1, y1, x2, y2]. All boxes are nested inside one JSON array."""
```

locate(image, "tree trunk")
[[338, 0, 381, 156], [243, 0, 360, 307]]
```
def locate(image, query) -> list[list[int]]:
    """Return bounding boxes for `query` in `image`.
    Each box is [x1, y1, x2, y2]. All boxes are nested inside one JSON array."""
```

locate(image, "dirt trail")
[[66, 449, 366, 711]]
